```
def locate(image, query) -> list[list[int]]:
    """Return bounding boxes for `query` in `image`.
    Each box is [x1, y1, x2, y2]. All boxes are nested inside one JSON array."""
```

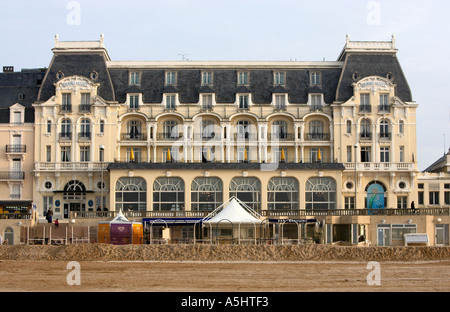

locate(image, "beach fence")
[[21, 224, 98, 245]]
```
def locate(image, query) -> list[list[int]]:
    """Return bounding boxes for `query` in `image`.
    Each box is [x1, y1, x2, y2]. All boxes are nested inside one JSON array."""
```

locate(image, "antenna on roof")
[[178, 54, 190, 61]]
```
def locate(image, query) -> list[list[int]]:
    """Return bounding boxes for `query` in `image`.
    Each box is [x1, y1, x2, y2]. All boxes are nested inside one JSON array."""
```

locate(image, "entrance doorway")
[[64, 203, 86, 219]]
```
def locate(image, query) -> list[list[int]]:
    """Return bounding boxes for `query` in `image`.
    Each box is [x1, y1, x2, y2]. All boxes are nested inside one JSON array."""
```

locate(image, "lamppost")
[[99, 145, 105, 213], [354, 143, 359, 210]]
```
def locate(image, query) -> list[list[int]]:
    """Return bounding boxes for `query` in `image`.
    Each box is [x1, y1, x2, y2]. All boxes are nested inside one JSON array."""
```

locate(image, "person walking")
[[411, 201, 416, 214], [47, 207, 54, 223]]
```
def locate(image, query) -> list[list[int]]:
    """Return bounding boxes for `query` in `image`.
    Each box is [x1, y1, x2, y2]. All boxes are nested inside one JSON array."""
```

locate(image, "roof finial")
[[55, 34, 59, 45], [391, 34, 396, 48]]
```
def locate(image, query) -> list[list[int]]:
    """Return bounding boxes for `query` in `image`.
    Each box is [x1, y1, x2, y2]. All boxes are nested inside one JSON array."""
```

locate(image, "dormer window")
[[166, 71, 177, 85], [238, 72, 249, 86], [129, 72, 140, 86], [310, 72, 321, 85], [202, 72, 213, 86], [274, 94, 286, 110], [129, 94, 139, 109], [274, 72, 285, 85], [165, 94, 177, 110], [238, 94, 249, 109]]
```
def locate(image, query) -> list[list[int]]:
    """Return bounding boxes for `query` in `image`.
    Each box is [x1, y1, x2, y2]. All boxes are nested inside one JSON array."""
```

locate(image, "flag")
[[130, 148, 135, 162]]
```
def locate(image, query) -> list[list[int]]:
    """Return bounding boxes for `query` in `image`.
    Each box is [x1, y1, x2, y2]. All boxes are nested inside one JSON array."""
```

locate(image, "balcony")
[[344, 162, 414, 171], [34, 162, 108, 171], [6, 145, 26, 153], [359, 105, 371, 113], [268, 133, 295, 141], [379, 132, 392, 141], [305, 133, 330, 141], [194, 133, 221, 141], [61, 105, 72, 113], [121, 133, 148, 141], [234, 133, 258, 141], [360, 132, 372, 140], [79, 104, 92, 113], [70, 207, 450, 219], [59, 132, 72, 141], [158, 133, 183, 141], [78, 132, 92, 141], [0, 171, 25, 180], [378, 105, 390, 113]]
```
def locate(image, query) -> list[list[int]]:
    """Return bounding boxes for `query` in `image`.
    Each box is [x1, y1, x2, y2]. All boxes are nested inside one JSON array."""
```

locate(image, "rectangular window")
[[62, 93, 72, 111], [310, 72, 321, 85], [13, 112, 21, 124], [274, 72, 285, 85], [81, 93, 90, 105], [344, 196, 355, 209], [80, 146, 90, 162], [61, 146, 71, 162], [163, 148, 176, 163], [46, 146, 51, 162], [429, 191, 440, 205], [130, 72, 140, 85], [127, 148, 142, 162], [445, 192, 450, 205], [129, 95, 139, 109], [380, 147, 390, 163], [397, 196, 407, 209], [379, 94, 389, 111], [418, 191, 424, 205], [361, 146, 371, 162], [238, 72, 249, 85], [202, 94, 213, 110], [310, 95, 322, 110], [99, 120, 105, 134], [360, 94, 371, 112], [202, 72, 212, 85], [347, 146, 352, 163], [47, 120, 52, 133], [237, 147, 249, 162], [399, 146, 405, 163], [166, 95, 176, 109], [309, 148, 323, 163], [239, 95, 249, 109], [166, 72, 176, 85], [275, 95, 286, 110]]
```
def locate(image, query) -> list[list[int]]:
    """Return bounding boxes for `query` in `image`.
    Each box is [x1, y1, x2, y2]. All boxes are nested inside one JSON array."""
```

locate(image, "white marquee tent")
[[202, 197, 265, 244]]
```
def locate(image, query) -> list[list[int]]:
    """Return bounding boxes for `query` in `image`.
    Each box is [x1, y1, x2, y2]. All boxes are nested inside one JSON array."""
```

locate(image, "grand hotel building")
[[1, 35, 448, 246]]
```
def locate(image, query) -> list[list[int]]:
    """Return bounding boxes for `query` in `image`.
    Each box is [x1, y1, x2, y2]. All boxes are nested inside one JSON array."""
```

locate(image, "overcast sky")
[[1, 0, 449, 170]]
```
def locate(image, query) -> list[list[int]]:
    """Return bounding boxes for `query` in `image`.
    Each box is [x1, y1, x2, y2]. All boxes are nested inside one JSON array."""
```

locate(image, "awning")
[[0, 200, 32, 206], [268, 219, 318, 224], [143, 218, 204, 226]]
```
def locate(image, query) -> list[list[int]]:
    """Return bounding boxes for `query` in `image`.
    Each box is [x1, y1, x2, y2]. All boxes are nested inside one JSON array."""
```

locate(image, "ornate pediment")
[[352, 76, 396, 94], [55, 75, 99, 94]]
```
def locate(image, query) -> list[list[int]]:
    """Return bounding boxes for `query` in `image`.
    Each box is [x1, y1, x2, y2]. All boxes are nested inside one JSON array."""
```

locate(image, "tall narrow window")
[[47, 120, 52, 134], [346, 120, 352, 134], [202, 94, 213, 110], [360, 119, 371, 140], [61, 146, 71, 162], [130, 72, 140, 85], [129, 95, 139, 109], [380, 146, 390, 163], [239, 95, 249, 109], [361, 146, 371, 163], [399, 146, 405, 163], [238, 72, 249, 85], [380, 120, 390, 139], [99, 120, 105, 134], [166, 95, 176, 109], [275, 95, 286, 110], [360, 94, 371, 112], [80, 146, 90, 162], [46, 146, 51, 162], [274, 72, 285, 85], [62, 94, 72, 112]]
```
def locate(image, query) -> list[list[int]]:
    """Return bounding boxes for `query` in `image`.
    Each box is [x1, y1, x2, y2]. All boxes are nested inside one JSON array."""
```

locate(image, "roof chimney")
[[3, 66, 14, 73]]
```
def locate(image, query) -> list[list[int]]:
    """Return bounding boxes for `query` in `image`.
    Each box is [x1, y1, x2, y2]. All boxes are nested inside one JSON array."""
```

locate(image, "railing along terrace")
[[71, 207, 450, 219]]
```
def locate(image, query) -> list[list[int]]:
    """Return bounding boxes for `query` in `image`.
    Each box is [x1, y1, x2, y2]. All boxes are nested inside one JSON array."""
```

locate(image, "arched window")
[[61, 119, 71, 139], [64, 180, 86, 200], [115, 177, 147, 211], [127, 120, 142, 140], [162, 120, 179, 140], [309, 120, 324, 140], [305, 177, 336, 210], [80, 119, 91, 139], [229, 177, 261, 211], [380, 119, 390, 139], [360, 119, 371, 139], [191, 177, 223, 211], [153, 177, 185, 211], [267, 177, 299, 210], [365, 181, 387, 209], [271, 120, 288, 140]]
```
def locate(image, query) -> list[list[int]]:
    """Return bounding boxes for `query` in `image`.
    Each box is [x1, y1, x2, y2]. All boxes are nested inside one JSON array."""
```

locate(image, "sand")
[[1, 244, 449, 292]]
